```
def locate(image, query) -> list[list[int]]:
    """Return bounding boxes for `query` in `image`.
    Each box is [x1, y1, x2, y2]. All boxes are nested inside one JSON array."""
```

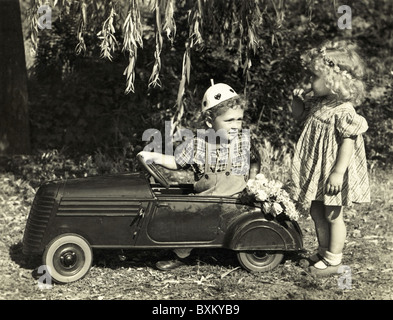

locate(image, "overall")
[[173, 141, 248, 259], [194, 142, 247, 197]]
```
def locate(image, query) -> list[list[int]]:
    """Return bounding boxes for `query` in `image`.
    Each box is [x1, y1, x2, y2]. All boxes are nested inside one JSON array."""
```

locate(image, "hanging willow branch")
[[97, 5, 118, 61], [148, 0, 163, 88], [170, 43, 191, 135], [240, 0, 263, 82], [188, 0, 204, 48], [123, 0, 143, 94], [163, 0, 176, 45], [27, 0, 302, 105], [270, 0, 285, 28], [28, 3, 39, 56], [170, 0, 203, 135], [306, 0, 314, 22], [75, 0, 87, 55]]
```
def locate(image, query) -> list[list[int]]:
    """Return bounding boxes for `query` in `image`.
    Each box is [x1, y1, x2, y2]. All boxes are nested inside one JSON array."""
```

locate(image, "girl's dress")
[[291, 96, 370, 207]]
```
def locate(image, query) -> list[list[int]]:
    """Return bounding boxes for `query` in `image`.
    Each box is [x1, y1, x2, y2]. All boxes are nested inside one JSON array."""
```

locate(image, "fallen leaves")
[[220, 267, 241, 279], [1, 170, 393, 300]]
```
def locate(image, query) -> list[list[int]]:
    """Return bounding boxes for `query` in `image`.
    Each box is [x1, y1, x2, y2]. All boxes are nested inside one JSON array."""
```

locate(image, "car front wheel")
[[43, 233, 93, 284], [237, 251, 284, 272]]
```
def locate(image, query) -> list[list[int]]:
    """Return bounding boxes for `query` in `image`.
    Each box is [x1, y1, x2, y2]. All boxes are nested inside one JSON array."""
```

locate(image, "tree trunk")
[[0, 0, 31, 156]]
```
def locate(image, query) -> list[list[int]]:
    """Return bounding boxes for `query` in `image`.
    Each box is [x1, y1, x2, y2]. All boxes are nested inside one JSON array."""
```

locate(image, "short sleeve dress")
[[291, 97, 370, 208]]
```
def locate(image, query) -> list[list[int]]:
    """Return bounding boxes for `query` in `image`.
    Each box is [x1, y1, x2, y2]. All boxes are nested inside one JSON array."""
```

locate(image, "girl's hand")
[[326, 137, 355, 196], [326, 171, 344, 195], [293, 88, 306, 101], [292, 88, 312, 101], [290, 88, 310, 120]]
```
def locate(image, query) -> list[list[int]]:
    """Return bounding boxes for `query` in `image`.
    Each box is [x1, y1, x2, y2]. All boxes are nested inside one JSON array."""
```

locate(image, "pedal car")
[[22, 154, 303, 283]]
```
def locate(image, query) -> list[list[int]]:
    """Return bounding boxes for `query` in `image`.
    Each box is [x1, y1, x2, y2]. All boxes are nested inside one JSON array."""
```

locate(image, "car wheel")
[[43, 233, 93, 284], [237, 251, 284, 272]]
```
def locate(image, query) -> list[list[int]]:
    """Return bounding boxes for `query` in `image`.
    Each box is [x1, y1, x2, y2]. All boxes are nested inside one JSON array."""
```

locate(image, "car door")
[[146, 196, 222, 243]]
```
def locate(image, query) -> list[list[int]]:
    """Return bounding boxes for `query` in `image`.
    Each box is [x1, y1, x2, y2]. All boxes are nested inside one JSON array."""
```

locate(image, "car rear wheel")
[[237, 251, 284, 272], [43, 233, 93, 284]]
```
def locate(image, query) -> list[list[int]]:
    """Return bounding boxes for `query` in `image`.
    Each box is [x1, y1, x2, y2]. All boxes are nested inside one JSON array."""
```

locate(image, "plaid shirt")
[[174, 130, 258, 181]]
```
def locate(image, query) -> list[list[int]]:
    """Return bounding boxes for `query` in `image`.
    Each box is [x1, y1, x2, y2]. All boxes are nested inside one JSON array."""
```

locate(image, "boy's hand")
[[137, 151, 155, 164], [137, 151, 179, 170]]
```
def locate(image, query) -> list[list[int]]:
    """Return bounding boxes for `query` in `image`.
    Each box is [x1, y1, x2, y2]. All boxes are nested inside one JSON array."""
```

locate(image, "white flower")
[[255, 173, 267, 181], [269, 181, 283, 195], [271, 202, 283, 215], [342, 70, 351, 79], [245, 175, 301, 221], [246, 179, 257, 191], [282, 201, 300, 221], [262, 202, 271, 214], [255, 174, 268, 186], [255, 190, 268, 202]]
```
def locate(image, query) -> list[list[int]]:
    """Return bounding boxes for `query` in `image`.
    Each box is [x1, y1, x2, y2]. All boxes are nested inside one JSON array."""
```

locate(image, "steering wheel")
[[137, 154, 170, 189]]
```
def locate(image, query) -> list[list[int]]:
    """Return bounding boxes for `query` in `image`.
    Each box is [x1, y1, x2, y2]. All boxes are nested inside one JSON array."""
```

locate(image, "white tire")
[[237, 251, 284, 272], [43, 233, 93, 284]]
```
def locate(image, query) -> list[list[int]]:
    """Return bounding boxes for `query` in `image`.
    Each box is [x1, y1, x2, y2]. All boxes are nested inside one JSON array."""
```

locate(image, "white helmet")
[[201, 80, 238, 112]]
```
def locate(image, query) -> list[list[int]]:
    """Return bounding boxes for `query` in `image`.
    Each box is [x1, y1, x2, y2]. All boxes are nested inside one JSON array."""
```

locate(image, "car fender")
[[225, 210, 303, 251]]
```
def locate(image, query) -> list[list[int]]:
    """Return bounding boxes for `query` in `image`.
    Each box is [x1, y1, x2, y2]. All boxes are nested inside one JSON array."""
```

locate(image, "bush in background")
[[13, 0, 392, 182]]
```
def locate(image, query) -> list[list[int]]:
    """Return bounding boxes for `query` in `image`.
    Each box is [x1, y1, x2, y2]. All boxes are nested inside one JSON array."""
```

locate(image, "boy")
[[138, 81, 260, 269]]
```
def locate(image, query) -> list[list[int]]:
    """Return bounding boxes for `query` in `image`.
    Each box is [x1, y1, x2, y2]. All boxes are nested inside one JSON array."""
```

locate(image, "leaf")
[[98, 7, 118, 61], [163, 0, 176, 44], [220, 267, 240, 279]]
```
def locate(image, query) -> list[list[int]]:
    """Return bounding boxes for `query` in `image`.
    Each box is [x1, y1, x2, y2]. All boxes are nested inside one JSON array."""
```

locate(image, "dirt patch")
[[1, 169, 392, 300]]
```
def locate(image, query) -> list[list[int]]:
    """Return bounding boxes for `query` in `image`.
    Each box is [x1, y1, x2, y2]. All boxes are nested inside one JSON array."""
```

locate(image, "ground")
[[0, 167, 392, 301]]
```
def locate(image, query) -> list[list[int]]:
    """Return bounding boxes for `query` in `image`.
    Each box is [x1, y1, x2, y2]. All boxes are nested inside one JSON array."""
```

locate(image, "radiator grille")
[[22, 196, 54, 254]]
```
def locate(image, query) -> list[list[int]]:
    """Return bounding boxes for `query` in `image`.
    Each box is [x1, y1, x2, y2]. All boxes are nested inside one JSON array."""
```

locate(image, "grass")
[[0, 149, 392, 300]]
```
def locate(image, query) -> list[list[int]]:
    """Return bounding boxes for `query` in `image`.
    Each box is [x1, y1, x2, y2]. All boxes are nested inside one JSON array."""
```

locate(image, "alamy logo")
[[142, 121, 251, 172], [37, 265, 53, 289], [337, 265, 352, 289], [37, 5, 52, 30], [337, 5, 352, 30]]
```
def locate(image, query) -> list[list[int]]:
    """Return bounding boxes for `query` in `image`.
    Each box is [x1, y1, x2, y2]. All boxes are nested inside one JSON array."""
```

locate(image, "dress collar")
[[310, 95, 345, 108]]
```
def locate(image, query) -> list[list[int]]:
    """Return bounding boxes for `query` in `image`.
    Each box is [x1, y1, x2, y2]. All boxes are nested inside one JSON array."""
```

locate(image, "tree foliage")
[[0, 0, 30, 155], [24, 0, 393, 167], [28, 0, 308, 133]]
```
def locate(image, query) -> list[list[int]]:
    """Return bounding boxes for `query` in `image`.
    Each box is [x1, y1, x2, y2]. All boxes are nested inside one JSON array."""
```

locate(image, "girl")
[[290, 40, 370, 276]]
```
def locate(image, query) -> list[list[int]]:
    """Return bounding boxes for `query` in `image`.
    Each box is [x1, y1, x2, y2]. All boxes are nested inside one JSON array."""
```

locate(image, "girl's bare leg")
[[310, 205, 345, 274], [325, 205, 346, 254], [310, 201, 330, 250]]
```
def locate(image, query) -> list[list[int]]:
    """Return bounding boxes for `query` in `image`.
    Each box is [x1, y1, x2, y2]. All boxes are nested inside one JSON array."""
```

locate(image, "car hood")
[[57, 173, 154, 199]]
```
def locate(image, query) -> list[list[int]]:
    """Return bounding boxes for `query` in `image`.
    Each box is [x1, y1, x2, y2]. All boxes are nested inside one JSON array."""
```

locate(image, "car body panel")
[[22, 173, 303, 256], [60, 173, 153, 199], [146, 199, 221, 243], [46, 199, 149, 247], [226, 210, 303, 251]]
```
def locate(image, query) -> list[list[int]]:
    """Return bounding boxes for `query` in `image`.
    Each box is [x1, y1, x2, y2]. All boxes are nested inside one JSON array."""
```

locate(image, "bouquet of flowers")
[[245, 174, 300, 221]]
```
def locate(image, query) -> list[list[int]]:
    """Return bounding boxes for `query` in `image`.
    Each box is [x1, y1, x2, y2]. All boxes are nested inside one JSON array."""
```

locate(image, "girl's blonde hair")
[[302, 40, 366, 106]]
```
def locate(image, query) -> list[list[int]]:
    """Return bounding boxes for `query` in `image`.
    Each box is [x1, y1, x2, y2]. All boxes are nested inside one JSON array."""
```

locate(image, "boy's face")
[[207, 107, 244, 137]]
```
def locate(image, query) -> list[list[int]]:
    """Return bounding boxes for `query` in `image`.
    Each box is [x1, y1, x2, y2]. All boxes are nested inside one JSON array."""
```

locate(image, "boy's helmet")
[[201, 82, 238, 112]]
